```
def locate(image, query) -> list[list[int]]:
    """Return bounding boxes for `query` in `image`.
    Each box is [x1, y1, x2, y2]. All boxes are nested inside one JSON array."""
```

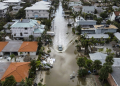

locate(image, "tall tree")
[[77, 57, 85, 69], [105, 54, 114, 65]]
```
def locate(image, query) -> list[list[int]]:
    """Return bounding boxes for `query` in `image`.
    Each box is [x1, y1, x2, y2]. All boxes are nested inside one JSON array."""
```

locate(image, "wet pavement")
[[52, 2, 75, 51], [45, 2, 97, 86]]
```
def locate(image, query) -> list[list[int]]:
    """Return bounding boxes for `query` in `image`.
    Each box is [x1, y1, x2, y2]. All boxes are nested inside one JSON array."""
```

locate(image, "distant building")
[[3, 0, 24, 6], [10, 19, 45, 39], [109, 11, 120, 22], [25, 1, 50, 19], [0, 2, 9, 17], [68, 1, 82, 7], [82, 6, 95, 14]]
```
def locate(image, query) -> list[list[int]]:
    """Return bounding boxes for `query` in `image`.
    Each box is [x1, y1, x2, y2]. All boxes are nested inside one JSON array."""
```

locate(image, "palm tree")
[[10, 54, 15, 61], [106, 48, 111, 55], [85, 59, 93, 70], [93, 60, 102, 72], [77, 57, 85, 69], [105, 54, 114, 65]]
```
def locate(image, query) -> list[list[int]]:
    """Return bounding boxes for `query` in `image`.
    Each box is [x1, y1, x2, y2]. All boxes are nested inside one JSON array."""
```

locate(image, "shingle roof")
[[0, 42, 8, 52], [18, 42, 38, 52], [1, 62, 30, 82]]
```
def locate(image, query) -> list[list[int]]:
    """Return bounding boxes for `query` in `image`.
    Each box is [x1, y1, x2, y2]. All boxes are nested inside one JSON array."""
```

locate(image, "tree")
[[105, 54, 114, 65], [76, 25, 81, 35], [100, 12, 108, 19], [77, 57, 85, 69], [93, 60, 102, 71], [19, 78, 33, 86], [106, 20, 111, 24], [2, 75, 16, 86], [10, 54, 15, 60], [29, 35, 34, 41], [85, 59, 93, 70], [78, 69, 88, 77], [94, 9, 98, 14], [106, 48, 111, 55]]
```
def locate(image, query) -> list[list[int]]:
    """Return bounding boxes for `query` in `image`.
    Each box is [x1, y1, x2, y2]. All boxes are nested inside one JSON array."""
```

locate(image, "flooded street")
[[45, 2, 96, 86], [53, 2, 75, 51]]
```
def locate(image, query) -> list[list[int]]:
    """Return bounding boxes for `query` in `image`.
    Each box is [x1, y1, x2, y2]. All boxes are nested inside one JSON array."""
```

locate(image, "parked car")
[[7, 57, 11, 61], [58, 45, 63, 51], [0, 57, 3, 59]]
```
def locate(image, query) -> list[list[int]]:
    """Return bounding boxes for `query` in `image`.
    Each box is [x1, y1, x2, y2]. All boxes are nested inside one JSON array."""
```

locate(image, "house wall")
[[26, 10, 49, 19], [0, 8, 8, 17], [0, 52, 3, 56], [81, 30, 95, 34], [95, 29, 117, 34], [18, 52, 36, 56], [109, 12, 116, 21], [11, 27, 34, 38], [107, 74, 117, 86]]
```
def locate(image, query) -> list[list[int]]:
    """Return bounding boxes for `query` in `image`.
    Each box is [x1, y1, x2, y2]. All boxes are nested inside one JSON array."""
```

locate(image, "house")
[[82, 6, 95, 14], [114, 32, 120, 43], [109, 11, 120, 22], [68, 1, 82, 7], [0, 42, 8, 56], [107, 66, 120, 86], [0, 2, 9, 17], [72, 6, 82, 12], [12, 6, 23, 12], [2, 40, 23, 56], [1, 62, 30, 82], [10, 19, 45, 39], [18, 41, 38, 56], [89, 52, 120, 66], [75, 17, 96, 34], [94, 25, 118, 34], [3, 0, 24, 6], [86, 34, 109, 42], [25, 1, 50, 19]]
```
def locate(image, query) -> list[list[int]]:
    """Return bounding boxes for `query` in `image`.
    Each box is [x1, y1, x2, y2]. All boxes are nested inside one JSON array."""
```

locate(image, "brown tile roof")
[[0, 42, 8, 52], [114, 11, 120, 16], [1, 62, 30, 82], [18, 41, 38, 52]]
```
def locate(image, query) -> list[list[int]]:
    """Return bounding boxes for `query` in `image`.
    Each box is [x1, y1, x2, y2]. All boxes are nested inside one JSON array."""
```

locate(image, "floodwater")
[[52, 2, 75, 51], [45, 2, 95, 86]]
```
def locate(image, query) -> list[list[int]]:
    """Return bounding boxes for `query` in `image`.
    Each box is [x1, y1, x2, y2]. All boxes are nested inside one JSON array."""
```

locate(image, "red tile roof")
[[18, 41, 38, 52], [1, 62, 30, 82], [0, 42, 8, 52]]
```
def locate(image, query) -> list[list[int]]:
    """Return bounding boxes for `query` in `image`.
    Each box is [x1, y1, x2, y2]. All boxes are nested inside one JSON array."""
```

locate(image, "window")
[[27, 14, 29, 16], [24, 32, 28, 34], [14, 33, 16, 36], [32, 10, 33, 12], [25, 28, 27, 30], [20, 33, 23, 36], [39, 10, 41, 12]]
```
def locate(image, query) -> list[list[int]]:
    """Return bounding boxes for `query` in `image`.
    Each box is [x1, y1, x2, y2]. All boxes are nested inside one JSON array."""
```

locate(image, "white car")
[[0, 57, 3, 59], [7, 57, 11, 61]]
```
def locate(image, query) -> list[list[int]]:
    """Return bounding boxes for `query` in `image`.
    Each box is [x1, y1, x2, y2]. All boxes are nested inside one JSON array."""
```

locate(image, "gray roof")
[[3, 22, 15, 29], [111, 66, 120, 86], [0, 62, 11, 79], [89, 52, 120, 66], [114, 32, 120, 41], [2, 41, 23, 52], [82, 6, 95, 11], [86, 34, 109, 38]]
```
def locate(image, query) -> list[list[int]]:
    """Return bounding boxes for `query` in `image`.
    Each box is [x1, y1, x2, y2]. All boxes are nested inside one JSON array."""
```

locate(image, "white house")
[[109, 11, 120, 21], [94, 25, 118, 34], [3, 0, 24, 6], [0, 2, 9, 17], [75, 17, 96, 34], [114, 32, 120, 43], [18, 41, 38, 56], [68, 1, 82, 7], [25, 1, 51, 19], [82, 6, 95, 14], [12, 6, 23, 12], [10, 19, 45, 39]]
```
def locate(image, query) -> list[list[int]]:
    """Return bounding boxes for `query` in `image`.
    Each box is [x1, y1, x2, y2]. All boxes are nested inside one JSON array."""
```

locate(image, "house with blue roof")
[[10, 19, 45, 40]]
